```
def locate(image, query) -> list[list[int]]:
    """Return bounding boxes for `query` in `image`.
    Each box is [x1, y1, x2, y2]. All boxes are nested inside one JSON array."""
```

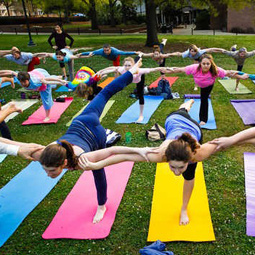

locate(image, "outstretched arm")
[[210, 127, 255, 151], [78, 146, 162, 170], [193, 142, 218, 162], [41, 77, 67, 85], [166, 52, 183, 57], [162, 66, 186, 74], [204, 48, 225, 53], [141, 53, 154, 57], [0, 70, 17, 77], [0, 50, 12, 57], [96, 66, 119, 76], [33, 52, 53, 58], [225, 70, 249, 80]]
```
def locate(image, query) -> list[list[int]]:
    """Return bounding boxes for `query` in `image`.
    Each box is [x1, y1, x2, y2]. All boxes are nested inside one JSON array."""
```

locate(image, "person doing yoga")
[[96, 56, 164, 123], [0, 69, 67, 122], [24, 60, 142, 224], [77, 99, 219, 225], [162, 54, 249, 126]]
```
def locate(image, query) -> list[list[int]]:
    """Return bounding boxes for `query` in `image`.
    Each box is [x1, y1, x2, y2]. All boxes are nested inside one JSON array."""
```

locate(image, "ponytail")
[[75, 83, 94, 98], [39, 140, 78, 169], [165, 133, 200, 162]]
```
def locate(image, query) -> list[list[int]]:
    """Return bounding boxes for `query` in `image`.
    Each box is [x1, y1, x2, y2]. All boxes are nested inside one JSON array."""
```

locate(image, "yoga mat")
[[0, 82, 11, 88], [22, 97, 73, 125], [231, 99, 255, 125], [184, 94, 210, 99], [0, 161, 66, 247], [66, 100, 115, 127], [218, 79, 252, 94], [1, 99, 39, 123], [42, 161, 134, 239], [0, 154, 7, 163], [116, 95, 164, 124], [149, 77, 178, 88], [17, 87, 28, 92], [243, 152, 255, 236], [55, 86, 73, 92], [184, 97, 216, 129], [147, 162, 215, 242], [98, 77, 115, 88]]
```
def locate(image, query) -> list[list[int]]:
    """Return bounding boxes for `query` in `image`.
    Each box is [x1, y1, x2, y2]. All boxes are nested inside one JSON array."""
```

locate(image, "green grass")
[[1, 34, 255, 255]]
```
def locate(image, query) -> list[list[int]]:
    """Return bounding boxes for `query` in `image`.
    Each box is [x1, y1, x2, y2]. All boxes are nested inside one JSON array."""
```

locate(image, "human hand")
[[209, 137, 233, 151], [78, 155, 99, 170], [65, 46, 70, 49], [18, 144, 45, 160], [88, 52, 94, 57], [137, 147, 160, 162], [52, 46, 58, 50]]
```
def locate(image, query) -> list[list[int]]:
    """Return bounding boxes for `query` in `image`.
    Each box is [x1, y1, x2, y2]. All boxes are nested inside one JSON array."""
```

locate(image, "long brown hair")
[[165, 133, 200, 162], [197, 54, 218, 77], [75, 83, 93, 98], [39, 140, 78, 169]]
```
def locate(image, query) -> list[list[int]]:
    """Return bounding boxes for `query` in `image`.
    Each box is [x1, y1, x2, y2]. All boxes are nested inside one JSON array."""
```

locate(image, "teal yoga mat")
[[0, 161, 66, 247], [184, 97, 217, 129], [116, 95, 164, 124], [0, 154, 7, 163]]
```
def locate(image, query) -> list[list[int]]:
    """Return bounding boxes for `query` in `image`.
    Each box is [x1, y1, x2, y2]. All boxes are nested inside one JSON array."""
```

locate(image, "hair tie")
[[57, 140, 63, 146]]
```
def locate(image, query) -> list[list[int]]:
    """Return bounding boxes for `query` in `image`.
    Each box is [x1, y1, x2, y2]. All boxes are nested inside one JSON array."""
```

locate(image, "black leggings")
[[136, 74, 145, 105], [0, 121, 12, 140], [200, 84, 214, 123]]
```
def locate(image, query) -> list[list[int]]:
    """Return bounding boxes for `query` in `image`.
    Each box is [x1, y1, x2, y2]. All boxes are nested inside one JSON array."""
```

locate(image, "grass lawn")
[[0, 34, 255, 255]]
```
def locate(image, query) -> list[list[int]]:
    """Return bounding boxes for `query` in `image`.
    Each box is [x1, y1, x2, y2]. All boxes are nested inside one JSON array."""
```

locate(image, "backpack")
[[145, 123, 166, 141], [156, 79, 173, 99]]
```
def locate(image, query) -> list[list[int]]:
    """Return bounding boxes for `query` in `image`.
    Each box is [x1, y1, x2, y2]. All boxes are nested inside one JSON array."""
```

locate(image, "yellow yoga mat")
[[147, 162, 215, 242], [66, 100, 115, 127], [98, 77, 115, 88]]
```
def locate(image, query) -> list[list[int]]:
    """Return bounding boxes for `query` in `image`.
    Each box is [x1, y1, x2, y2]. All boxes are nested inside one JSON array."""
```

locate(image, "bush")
[[230, 27, 245, 33]]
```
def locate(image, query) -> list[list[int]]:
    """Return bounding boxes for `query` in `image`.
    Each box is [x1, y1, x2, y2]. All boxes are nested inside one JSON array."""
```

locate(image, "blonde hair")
[[123, 57, 135, 65], [188, 44, 199, 52]]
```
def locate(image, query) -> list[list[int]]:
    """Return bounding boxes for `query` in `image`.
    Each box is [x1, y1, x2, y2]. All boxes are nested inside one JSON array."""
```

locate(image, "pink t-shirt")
[[117, 67, 151, 83], [185, 64, 227, 88]]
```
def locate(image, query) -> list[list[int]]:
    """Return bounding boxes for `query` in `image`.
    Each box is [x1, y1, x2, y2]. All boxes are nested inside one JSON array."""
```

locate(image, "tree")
[[80, 0, 99, 29], [1, 0, 14, 16]]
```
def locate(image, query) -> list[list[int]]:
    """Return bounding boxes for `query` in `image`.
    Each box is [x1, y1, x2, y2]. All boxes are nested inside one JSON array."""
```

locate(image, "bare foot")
[[43, 117, 50, 122], [93, 205, 107, 224], [9, 102, 22, 113], [235, 87, 239, 91], [180, 209, 189, 225], [199, 121, 206, 126], [135, 116, 144, 123], [194, 86, 198, 91], [162, 38, 167, 45]]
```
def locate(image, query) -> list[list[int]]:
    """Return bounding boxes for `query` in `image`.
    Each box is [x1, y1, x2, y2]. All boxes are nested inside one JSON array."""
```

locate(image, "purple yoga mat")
[[243, 152, 255, 236], [184, 94, 211, 99], [231, 100, 255, 125]]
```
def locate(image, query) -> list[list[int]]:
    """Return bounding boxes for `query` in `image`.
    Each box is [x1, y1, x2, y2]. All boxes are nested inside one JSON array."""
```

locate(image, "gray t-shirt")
[[223, 50, 255, 66]]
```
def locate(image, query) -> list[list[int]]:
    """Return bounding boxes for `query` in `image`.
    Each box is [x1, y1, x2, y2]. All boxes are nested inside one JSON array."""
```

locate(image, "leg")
[[178, 99, 194, 112], [0, 121, 12, 139], [27, 57, 40, 72], [40, 85, 53, 122], [136, 74, 145, 123], [92, 168, 107, 223], [67, 59, 74, 80], [161, 38, 167, 46], [59, 62, 67, 79], [199, 85, 214, 124], [0, 103, 22, 123], [236, 65, 243, 91]]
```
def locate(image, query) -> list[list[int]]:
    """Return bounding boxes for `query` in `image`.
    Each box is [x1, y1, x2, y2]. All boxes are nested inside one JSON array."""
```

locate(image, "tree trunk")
[[109, 0, 116, 27], [89, 0, 98, 30], [145, 0, 159, 46]]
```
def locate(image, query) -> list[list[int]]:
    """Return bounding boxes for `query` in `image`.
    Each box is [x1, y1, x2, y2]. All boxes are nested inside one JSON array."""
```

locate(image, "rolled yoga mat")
[[230, 99, 255, 125], [66, 100, 115, 127], [0, 161, 66, 247], [184, 96, 217, 130], [218, 79, 252, 94], [22, 97, 73, 125], [42, 162, 134, 239], [149, 77, 178, 88], [243, 152, 255, 237], [1, 99, 39, 123], [147, 162, 215, 242], [116, 95, 164, 124]]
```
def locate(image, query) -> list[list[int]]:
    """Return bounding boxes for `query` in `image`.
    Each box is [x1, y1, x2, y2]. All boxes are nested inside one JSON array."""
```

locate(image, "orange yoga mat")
[[98, 77, 115, 88], [147, 162, 215, 242], [149, 77, 178, 88]]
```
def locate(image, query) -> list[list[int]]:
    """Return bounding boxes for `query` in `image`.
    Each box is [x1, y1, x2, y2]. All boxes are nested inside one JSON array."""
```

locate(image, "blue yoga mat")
[[1, 82, 11, 88], [184, 98, 217, 130], [0, 161, 66, 247], [0, 154, 7, 163], [55, 86, 73, 92], [116, 95, 164, 124]]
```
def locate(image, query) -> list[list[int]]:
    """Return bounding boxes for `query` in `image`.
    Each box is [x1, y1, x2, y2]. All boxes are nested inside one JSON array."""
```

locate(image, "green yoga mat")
[[218, 79, 252, 94], [66, 100, 115, 126]]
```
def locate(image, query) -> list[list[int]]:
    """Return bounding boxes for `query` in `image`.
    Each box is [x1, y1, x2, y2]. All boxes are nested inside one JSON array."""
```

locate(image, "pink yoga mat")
[[42, 161, 134, 239], [22, 97, 73, 125], [149, 77, 178, 88], [243, 152, 255, 236]]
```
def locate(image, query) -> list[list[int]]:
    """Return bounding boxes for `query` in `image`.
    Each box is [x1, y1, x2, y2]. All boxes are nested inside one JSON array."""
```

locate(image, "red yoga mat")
[[22, 97, 73, 125], [42, 161, 134, 239], [149, 77, 178, 88]]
